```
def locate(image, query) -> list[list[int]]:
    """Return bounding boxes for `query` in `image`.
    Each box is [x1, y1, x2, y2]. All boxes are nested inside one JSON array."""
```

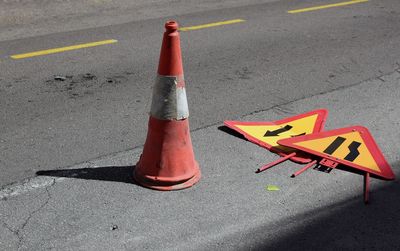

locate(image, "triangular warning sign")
[[278, 126, 395, 180], [224, 109, 328, 163]]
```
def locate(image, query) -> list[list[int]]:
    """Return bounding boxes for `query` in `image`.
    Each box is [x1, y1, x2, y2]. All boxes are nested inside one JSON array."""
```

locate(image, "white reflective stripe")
[[176, 88, 189, 120], [150, 75, 189, 120]]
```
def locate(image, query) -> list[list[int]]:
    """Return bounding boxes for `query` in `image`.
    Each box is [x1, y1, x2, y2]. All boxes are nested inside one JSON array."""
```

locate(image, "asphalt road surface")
[[1, 0, 400, 188]]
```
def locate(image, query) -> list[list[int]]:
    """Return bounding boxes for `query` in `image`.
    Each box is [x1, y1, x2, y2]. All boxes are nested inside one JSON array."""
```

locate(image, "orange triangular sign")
[[224, 109, 328, 163], [278, 126, 395, 180]]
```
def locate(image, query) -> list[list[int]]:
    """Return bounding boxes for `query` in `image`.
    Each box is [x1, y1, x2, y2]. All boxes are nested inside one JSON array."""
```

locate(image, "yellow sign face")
[[235, 114, 318, 150], [293, 131, 380, 172], [224, 109, 328, 153]]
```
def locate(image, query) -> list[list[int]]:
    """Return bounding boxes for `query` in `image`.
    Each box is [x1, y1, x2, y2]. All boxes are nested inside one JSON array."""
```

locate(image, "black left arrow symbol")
[[264, 125, 293, 137]]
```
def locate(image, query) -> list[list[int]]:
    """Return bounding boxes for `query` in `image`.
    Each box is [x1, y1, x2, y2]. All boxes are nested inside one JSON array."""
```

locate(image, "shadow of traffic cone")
[[133, 21, 201, 191]]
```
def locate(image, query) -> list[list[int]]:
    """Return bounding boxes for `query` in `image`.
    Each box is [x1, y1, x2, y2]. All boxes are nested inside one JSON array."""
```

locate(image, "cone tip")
[[165, 21, 179, 32]]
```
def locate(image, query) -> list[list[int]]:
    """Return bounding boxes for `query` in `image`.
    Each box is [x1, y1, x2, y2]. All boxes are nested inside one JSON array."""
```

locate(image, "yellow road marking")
[[288, 0, 368, 14], [10, 39, 118, 59], [179, 19, 245, 31]]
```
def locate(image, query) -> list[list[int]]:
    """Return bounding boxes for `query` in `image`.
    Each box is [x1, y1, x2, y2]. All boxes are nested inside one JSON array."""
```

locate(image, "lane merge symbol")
[[323, 136, 361, 162]]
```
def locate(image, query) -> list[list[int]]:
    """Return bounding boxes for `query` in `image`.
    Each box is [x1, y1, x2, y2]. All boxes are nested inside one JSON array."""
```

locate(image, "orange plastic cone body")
[[134, 21, 201, 191], [158, 21, 184, 77]]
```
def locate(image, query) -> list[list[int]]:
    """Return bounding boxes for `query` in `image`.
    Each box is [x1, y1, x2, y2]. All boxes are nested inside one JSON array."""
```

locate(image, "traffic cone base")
[[133, 165, 201, 191], [134, 117, 201, 191]]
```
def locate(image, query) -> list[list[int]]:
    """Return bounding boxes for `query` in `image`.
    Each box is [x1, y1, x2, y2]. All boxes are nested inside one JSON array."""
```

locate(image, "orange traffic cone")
[[133, 21, 201, 191]]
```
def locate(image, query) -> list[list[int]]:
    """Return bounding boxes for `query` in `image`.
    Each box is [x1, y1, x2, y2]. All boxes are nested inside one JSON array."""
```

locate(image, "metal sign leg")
[[256, 152, 296, 173]]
